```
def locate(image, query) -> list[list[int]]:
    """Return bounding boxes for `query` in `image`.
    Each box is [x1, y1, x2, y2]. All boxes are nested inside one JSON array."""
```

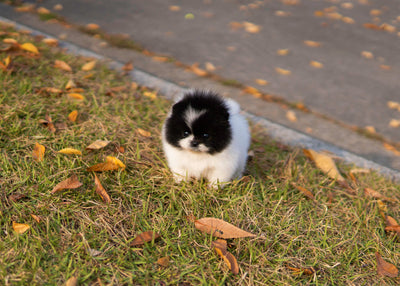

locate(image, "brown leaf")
[[31, 214, 41, 223], [86, 23, 100, 30], [194, 217, 256, 238], [12, 221, 30, 234], [50, 174, 83, 194], [212, 239, 239, 275], [376, 252, 399, 278], [304, 40, 321, 47], [292, 184, 315, 200], [385, 216, 400, 239], [94, 173, 111, 203], [131, 231, 161, 246], [383, 143, 400, 156], [137, 128, 151, 137], [303, 149, 345, 183], [54, 60, 72, 72], [363, 23, 382, 30], [122, 61, 133, 72], [32, 142, 45, 162], [242, 86, 262, 98], [86, 140, 111, 150], [65, 276, 78, 286], [287, 265, 315, 276], [310, 60, 324, 68], [189, 63, 208, 77], [157, 256, 170, 267], [42, 38, 59, 47], [9, 193, 27, 202]]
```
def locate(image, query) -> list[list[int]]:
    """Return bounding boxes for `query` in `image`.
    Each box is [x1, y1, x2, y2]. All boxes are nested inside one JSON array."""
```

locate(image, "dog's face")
[[164, 93, 232, 154]]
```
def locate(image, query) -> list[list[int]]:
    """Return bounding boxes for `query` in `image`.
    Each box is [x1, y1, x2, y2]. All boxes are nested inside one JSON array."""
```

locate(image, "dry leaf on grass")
[[157, 256, 170, 267], [94, 173, 111, 203], [58, 148, 82, 155], [42, 38, 59, 47], [292, 184, 315, 200], [303, 149, 345, 182], [31, 214, 41, 223], [20, 42, 39, 54], [385, 216, 400, 239], [287, 265, 315, 276], [38, 115, 56, 133], [86, 140, 111, 150], [87, 156, 126, 172], [54, 60, 72, 72], [68, 93, 84, 100], [131, 231, 161, 246], [68, 110, 78, 122], [212, 239, 239, 275], [32, 142, 45, 161], [65, 276, 78, 286], [194, 217, 256, 238], [51, 174, 83, 194], [12, 221, 30, 234], [376, 252, 399, 278], [81, 60, 97, 71], [137, 128, 151, 137]]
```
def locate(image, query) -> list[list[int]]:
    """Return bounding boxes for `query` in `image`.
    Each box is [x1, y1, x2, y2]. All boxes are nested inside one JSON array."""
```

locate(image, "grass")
[[1, 23, 400, 285]]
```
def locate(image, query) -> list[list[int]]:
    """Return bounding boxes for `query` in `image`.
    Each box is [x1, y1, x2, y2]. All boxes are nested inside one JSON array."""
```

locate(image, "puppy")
[[162, 90, 250, 187]]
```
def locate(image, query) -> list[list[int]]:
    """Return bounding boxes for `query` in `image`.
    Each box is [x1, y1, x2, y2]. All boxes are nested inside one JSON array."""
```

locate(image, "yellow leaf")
[[304, 40, 321, 47], [54, 60, 72, 72], [68, 110, 78, 122], [143, 91, 157, 100], [286, 110, 297, 122], [65, 276, 78, 286], [255, 79, 268, 86], [242, 21, 261, 33], [303, 149, 345, 182], [87, 156, 125, 172], [81, 60, 97, 71], [86, 23, 100, 30], [106, 156, 126, 169], [31, 214, 41, 223], [3, 38, 18, 45], [212, 239, 239, 275], [20, 42, 39, 54], [277, 49, 289, 56], [4, 56, 11, 67], [37, 7, 50, 14], [137, 128, 151, 137], [194, 217, 256, 239], [12, 221, 30, 234], [383, 143, 400, 156], [68, 93, 85, 100], [389, 119, 400, 128], [275, 67, 291, 75], [32, 142, 45, 162], [58, 148, 82, 155], [65, 79, 76, 90], [310, 61, 324, 68]]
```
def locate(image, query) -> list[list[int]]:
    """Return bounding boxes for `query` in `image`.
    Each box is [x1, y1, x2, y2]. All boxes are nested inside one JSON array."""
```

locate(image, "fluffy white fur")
[[162, 97, 250, 187]]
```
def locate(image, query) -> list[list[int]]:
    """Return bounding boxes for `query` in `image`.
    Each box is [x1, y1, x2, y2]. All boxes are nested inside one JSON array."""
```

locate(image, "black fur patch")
[[165, 90, 232, 154]]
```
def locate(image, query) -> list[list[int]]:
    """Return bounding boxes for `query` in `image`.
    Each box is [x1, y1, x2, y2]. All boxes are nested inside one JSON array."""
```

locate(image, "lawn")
[[1, 22, 400, 285]]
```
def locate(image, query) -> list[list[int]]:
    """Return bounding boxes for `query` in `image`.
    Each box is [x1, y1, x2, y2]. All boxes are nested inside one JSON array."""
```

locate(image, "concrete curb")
[[2, 15, 400, 183]]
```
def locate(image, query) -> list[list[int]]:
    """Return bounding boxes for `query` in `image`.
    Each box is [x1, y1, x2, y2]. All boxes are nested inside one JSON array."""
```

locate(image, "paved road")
[[38, 0, 400, 142]]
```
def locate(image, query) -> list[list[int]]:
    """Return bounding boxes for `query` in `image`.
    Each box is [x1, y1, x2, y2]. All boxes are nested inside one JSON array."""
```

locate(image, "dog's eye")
[[183, 131, 190, 137], [202, 133, 209, 138]]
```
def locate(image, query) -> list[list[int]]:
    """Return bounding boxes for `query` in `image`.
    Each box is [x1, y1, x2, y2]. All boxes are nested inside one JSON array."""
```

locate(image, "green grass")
[[1, 23, 400, 285]]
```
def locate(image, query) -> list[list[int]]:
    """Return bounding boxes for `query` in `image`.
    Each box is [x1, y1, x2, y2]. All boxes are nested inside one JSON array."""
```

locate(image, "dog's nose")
[[191, 140, 200, 148]]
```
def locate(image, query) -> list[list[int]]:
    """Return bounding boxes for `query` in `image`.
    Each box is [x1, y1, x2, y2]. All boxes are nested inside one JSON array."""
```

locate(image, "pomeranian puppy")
[[162, 90, 250, 187]]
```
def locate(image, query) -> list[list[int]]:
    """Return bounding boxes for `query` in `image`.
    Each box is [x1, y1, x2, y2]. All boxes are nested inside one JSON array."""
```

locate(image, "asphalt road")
[[37, 0, 400, 142]]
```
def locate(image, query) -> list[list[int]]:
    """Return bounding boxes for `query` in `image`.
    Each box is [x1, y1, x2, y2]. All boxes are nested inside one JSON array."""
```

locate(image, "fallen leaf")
[[87, 156, 126, 172], [389, 119, 400, 128], [157, 256, 170, 267], [282, 0, 299, 5], [31, 214, 41, 223], [3, 38, 19, 45], [54, 60, 72, 72], [292, 184, 315, 200], [68, 110, 78, 122], [370, 9, 382, 16], [68, 93, 85, 100], [242, 86, 262, 98], [39, 87, 63, 94], [12, 221, 30, 234], [205, 62, 216, 72], [86, 140, 111, 150], [189, 63, 208, 77], [275, 10, 291, 17], [275, 67, 291, 75], [381, 23, 396, 33], [304, 40, 321, 47], [377, 199, 388, 218], [194, 217, 256, 239], [255, 79, 268, 86], [81, 60, 97, 71], [364, 187, 384, 199], [303, 149, 345, 182], [385, 216, 400, 239], [242, 21, 261, 33], [65, 79, 76, 90], [37, 7, 50, 14], [58, 148, 82, 155], [376, 252, 398, 278], [94, 173, 111, 203], [137, 128, 151, 137], [143, 91, 157, 100], [277, 49, 289, 56], [287, 265, 315, 276], [383, 143, 400, 156], [380, 64, 392, 71], [286, 110, 297, 122], [15, 4, 35, 12], [363, 23, 382, 30], [131, 231, 161, 246], [122, 61, 133, 72], [310, 60, 324, 68], [361, 51, 374, 59], [387, 101, 400, 111], [212, 239, 239, 275], [53, 4, 63, 11], [32, 142, 45, 162], [86, 23, 100, 30], [50, 174, 83, 194], [20, 42, 39, 54], [169, 5, 181, 12], [65, 276, 78, 286], [38, 115, 56, 133], [9, 193, 27, 202], [365, 125, 376, 134]]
